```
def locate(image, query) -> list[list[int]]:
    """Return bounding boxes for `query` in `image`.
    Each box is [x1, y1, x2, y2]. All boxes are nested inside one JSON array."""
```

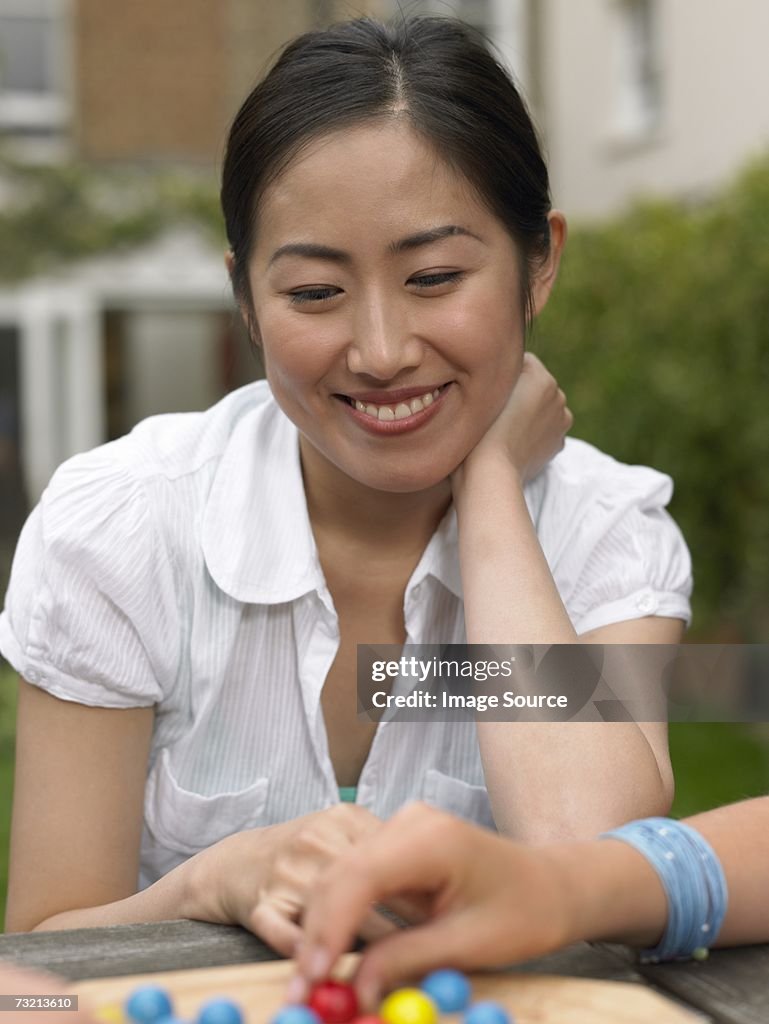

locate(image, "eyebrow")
[[267, 225, 484, 267]]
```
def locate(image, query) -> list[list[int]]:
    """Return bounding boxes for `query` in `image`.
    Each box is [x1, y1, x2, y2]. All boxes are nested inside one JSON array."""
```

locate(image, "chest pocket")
[[422, 768, 497, 831], [144, 748, 270, 856]]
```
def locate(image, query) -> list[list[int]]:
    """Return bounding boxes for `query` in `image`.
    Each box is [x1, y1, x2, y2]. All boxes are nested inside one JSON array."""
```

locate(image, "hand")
[[292, 802, 576, 1007], [454, 352, 572, 490], [0, 963, 98, 1023], [190, 804, 390, 955]]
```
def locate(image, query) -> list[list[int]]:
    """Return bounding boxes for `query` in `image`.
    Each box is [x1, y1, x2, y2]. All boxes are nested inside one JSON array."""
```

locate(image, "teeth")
[[349, 386, 444, 422]]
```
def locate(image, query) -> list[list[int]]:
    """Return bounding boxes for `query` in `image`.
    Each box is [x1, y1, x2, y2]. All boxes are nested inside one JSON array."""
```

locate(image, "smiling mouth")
[[335, 383, 451, 422]]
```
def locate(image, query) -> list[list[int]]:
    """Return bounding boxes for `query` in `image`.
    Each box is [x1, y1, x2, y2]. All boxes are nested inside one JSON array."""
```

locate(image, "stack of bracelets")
[[602, 817, 728, 963]]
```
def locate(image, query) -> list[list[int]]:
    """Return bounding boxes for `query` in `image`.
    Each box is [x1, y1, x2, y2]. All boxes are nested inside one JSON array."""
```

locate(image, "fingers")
[[357, 908, 400, 942], [294, 805, 459, 992], [249, 806, 386, 960], [352, 916, 478, 1009], [250, 898, 304, 956]]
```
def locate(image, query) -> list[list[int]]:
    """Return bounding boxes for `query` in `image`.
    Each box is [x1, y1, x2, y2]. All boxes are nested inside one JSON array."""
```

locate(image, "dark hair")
[[221, 16, 551, 328]]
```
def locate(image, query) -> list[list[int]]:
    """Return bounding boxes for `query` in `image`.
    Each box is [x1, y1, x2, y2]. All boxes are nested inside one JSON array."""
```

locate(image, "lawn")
[[0, 660, 768, 930]]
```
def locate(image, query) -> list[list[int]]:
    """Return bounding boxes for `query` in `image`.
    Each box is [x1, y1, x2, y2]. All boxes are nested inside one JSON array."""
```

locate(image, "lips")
[[333, 382, 452, 434], [334, 383, 451, 422]]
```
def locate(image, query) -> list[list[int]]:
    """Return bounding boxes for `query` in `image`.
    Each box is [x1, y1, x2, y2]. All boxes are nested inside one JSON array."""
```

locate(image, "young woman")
[[0, 17, 690, 946]]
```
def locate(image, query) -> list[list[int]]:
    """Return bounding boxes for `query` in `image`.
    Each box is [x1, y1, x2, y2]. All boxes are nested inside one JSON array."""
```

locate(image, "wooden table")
[[0, 921, 767, 1024]]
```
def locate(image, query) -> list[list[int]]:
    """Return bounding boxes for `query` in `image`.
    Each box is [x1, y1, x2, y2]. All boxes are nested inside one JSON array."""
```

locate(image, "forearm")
[[27, 829, 247, 933], [454, 454, 670, 838], [480, 721, 672, 841], [453, 451, 576, 645], [684, 796, 769, 945], [552, 795, 769, 949], [30, 854, 201, 932]]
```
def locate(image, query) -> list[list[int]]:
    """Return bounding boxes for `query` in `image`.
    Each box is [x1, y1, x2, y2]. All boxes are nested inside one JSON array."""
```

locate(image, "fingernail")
[[307, 945, 332, 980], [286, 975, 308, 1004]]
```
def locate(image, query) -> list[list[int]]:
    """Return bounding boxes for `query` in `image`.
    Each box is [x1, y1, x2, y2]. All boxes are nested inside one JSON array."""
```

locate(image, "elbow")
[[3, 912, 42, 934], [5, 899, 70, 934], [496, 779, 675, 845]]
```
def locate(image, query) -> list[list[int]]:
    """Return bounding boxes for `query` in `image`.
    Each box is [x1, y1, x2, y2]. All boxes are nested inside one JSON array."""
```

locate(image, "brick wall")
[[74, 0, 229, 162]]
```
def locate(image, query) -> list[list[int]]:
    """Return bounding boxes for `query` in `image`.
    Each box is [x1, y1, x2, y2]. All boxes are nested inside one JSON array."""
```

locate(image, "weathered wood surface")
[[636, 944, 769, 1024], [0, 920, 279, 979], [0, 920, 767, 1023], [0, 922, 636, 983]]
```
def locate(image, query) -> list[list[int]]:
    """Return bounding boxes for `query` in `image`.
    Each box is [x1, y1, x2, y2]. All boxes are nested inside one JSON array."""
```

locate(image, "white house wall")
[[542, 0, 769, 219]]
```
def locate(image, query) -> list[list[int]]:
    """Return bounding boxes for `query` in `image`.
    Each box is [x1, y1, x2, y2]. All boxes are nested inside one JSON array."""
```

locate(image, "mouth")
[[333, 383, 452, 423]]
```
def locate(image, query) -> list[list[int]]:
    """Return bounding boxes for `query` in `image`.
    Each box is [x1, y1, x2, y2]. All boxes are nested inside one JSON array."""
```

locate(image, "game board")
[[74, 954, 701, 1023]]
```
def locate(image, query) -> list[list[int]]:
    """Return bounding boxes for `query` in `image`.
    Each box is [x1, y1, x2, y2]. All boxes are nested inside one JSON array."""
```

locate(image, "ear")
[[530, 211, 567, 318], [225, 250, 262, 346], [224, 249, 244, 319], [224, 249, 236, 278]]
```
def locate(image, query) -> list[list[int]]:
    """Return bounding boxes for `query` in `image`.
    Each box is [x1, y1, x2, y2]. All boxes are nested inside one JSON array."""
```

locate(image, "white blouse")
[[0, 381, 692, 888]]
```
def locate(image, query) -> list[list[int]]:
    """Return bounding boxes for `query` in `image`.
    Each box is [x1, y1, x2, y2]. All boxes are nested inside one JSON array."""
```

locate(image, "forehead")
[[254, 121, 503, 254]]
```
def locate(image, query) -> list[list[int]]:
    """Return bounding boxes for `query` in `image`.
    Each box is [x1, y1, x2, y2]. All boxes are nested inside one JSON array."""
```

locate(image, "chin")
[[342, 458, 459, 495]]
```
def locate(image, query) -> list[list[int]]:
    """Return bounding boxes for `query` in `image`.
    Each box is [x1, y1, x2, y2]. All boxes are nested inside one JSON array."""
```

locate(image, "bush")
[[535, 155, 769, 638]]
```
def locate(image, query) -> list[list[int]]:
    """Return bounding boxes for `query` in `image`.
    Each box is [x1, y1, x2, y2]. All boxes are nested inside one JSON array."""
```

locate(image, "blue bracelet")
[[601, 817, 728, 963]]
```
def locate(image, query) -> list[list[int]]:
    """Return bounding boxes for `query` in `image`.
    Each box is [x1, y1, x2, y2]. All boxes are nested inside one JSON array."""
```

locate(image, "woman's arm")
[[7, 680, 383, 950], [295, 798, 769, 1005], [5, 679, 187, 931], [452, 357, 676, 840]]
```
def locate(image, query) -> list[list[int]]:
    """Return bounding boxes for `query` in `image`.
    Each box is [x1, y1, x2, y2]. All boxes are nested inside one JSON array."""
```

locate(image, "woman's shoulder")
[[530, 438, 692, 630], [534, 437, 674, 522], [529, 436, 683, 572], [45, 381, 276, 507], [116, 380, 275, 479]]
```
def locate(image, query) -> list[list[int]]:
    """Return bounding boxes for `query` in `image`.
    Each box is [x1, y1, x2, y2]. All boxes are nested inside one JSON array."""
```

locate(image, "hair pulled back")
[[221, 16, 551, 324]]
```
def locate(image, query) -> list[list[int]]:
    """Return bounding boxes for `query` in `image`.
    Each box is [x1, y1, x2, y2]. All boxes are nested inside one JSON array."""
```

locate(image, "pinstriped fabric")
[[0, 380, 692, 888]]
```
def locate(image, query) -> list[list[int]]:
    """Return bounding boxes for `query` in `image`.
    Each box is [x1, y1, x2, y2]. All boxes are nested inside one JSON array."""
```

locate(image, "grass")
[[0, 661, 768, 931]]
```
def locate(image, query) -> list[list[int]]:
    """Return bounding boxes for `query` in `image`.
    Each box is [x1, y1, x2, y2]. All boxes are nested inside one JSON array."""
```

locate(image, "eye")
[[409, 271, 466, 291], [288, 286, 342, 306]]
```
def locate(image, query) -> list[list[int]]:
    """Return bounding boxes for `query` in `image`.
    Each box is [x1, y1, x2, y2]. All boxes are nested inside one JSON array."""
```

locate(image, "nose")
[[346, 294, 423, 380]]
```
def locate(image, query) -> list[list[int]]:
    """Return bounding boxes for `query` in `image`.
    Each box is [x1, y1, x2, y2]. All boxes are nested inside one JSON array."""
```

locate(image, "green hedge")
[[535, 156, 769, 639]]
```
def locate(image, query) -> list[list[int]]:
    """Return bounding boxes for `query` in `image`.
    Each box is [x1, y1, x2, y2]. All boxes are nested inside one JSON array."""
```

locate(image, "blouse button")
[[636, 591, 658, 614]]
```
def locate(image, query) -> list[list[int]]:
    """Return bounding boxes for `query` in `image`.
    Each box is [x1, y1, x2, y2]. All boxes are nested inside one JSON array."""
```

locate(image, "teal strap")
[[338, 786, 357, 804]]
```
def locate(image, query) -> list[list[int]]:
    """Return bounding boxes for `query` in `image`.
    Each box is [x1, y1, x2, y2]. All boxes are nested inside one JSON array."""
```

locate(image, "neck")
[[299, 435, 452, 558]]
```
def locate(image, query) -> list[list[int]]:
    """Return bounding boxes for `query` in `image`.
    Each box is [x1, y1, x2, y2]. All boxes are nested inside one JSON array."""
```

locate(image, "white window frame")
[[0, 0, 71, 133], [610, 0, 662, 141]]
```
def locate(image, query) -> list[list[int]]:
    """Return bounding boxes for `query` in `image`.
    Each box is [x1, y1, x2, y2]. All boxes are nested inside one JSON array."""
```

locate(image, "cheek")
[[257, 308, 337, 391], [442, 286, 524, 371]]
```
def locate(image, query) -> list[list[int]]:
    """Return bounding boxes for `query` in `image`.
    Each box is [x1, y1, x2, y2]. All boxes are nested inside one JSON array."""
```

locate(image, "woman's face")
[[247, 121, 533, 494]]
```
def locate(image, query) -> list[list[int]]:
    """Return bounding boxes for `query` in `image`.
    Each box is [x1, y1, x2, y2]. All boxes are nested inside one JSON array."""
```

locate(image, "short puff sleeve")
[[541, 440, 692, 635], [0, 446, 177, 707]]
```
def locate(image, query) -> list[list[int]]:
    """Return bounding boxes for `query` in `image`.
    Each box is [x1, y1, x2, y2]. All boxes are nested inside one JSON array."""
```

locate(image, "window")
[[612, 0, 661, 139], [0, 0, 69, 135]]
